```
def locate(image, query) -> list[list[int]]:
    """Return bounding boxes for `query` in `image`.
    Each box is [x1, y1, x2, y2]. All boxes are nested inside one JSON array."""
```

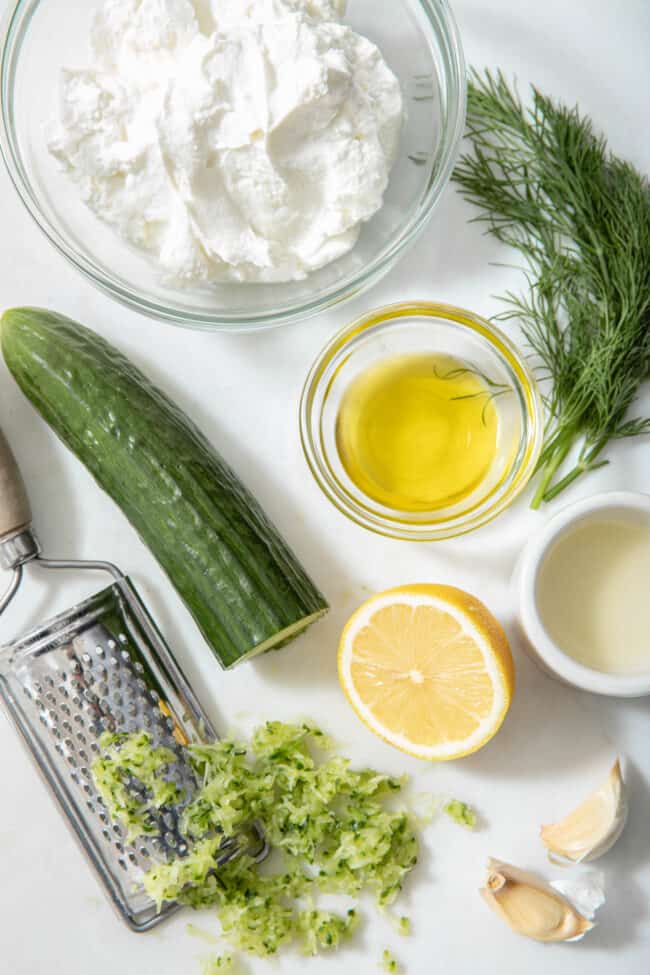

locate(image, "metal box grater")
[[0, 575, 255, 930]]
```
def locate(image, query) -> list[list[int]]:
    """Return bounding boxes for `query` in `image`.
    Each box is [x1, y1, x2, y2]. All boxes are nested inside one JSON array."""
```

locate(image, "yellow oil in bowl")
[[335, 353, 500, 512]]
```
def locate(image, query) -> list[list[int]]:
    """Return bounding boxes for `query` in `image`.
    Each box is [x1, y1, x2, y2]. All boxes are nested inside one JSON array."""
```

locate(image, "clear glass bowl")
[[0, 0, 465, 332], [300, 302, 544, 540]]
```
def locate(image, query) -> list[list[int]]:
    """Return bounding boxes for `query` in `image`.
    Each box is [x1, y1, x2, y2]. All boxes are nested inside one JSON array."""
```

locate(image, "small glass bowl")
[[300, 302, 544, 540], [0, 0, 465, 332]]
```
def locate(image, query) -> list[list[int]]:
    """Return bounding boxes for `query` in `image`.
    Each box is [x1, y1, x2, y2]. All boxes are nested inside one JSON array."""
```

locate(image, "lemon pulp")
[[338, 584, 515, 761], [335, 353, 499, 512]]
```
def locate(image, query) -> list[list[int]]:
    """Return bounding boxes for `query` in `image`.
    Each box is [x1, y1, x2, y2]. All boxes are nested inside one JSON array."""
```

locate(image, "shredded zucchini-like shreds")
[[92, 722, 419, 959], [444, 800, 477, 830]]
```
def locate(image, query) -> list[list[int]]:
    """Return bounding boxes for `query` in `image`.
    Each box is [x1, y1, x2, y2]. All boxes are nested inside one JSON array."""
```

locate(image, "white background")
[[1, 1, 649, 973]]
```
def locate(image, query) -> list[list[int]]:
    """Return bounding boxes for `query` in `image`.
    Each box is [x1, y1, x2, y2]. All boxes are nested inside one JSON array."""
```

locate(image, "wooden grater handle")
[[0, 427, 32, 539]]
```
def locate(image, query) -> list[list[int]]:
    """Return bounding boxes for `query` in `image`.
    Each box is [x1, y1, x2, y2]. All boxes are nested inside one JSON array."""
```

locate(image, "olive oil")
[[335, 353, 499, 512]]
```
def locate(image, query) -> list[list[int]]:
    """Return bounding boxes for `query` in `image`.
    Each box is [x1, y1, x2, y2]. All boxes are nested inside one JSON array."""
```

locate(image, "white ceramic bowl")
[[516, 492, 650, 698]]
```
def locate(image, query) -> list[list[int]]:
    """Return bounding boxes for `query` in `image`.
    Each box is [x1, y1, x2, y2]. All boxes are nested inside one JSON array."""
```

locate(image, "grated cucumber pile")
[[92, 722, 470, 962]]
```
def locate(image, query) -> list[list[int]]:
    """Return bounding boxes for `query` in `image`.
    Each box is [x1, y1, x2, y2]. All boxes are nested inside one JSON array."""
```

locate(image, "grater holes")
[[117, 858, 128, 872], [134, 662, 144, 674], [95, 644, 105, 657], [99, 811, 109, 825], [118, 633, 128, 645], [89, 742, 100, 754], [139, 845, 150, 858], [62, 719, 72, 733], [79, 749, 89, 762], [164, 832, 177, 849], [102, 828, 112, 843], [128, 852, 137, 865], [82, 782, 92, 795], [44, 675, 54, 688]]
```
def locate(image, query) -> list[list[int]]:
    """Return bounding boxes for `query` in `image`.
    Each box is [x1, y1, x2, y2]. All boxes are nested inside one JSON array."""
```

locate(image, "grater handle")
[[0, 426, 32, 539]]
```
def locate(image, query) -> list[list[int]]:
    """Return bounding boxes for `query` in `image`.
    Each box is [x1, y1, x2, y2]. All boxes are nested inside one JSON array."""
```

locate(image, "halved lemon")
[[338, 584, 515, 761]]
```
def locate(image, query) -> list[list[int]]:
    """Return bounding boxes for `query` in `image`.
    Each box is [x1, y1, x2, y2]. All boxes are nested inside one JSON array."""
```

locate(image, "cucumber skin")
[[2, 308, 328, 669]]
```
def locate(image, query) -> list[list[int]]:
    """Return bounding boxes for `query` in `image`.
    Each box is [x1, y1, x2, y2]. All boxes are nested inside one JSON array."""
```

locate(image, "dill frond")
[[453, 70, 650, 506]]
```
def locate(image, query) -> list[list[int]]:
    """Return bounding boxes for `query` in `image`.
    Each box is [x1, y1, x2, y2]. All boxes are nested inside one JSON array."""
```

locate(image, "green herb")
[[444, 800, 477, 830], [93, 723, 420, 960], [453, 70, 650, 507], [433, 363, 512, 425]]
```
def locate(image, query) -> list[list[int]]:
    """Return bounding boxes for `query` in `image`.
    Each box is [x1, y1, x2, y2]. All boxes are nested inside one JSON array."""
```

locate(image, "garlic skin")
[[481, 859, 596, 942], [541, 759, 628, 864]]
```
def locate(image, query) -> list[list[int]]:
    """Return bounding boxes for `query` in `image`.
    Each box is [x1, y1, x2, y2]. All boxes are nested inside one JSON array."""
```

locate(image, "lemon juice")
[[537, 520, 650, 675], [335, 353, 500, 512]]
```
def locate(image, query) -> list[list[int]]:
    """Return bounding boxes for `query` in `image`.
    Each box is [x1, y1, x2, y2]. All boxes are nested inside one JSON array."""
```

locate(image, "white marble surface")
[[1, 1, 649, 973]]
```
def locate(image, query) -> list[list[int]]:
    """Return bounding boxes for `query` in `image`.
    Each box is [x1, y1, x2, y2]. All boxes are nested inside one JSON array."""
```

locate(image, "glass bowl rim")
[[299, 300, 545, 540], [0, 0, 467, 332]]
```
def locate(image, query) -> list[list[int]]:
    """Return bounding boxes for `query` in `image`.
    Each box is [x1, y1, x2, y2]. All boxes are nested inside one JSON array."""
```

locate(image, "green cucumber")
[[1, 308, 328, 668]]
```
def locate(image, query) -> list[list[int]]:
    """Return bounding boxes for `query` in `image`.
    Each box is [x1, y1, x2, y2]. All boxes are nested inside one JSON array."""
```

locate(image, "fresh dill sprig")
[[453, 69, 650, 507], [432, 363, 511, 426]]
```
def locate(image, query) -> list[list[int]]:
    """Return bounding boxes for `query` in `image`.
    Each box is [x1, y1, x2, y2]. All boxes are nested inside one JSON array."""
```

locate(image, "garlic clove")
[[541, 759, 628, 864], [551, 871, 606, 921], [480, 859, 595, 942]]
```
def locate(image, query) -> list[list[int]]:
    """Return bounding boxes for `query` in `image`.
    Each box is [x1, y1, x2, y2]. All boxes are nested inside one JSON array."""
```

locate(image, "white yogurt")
[[49, 0, 403, 284]]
